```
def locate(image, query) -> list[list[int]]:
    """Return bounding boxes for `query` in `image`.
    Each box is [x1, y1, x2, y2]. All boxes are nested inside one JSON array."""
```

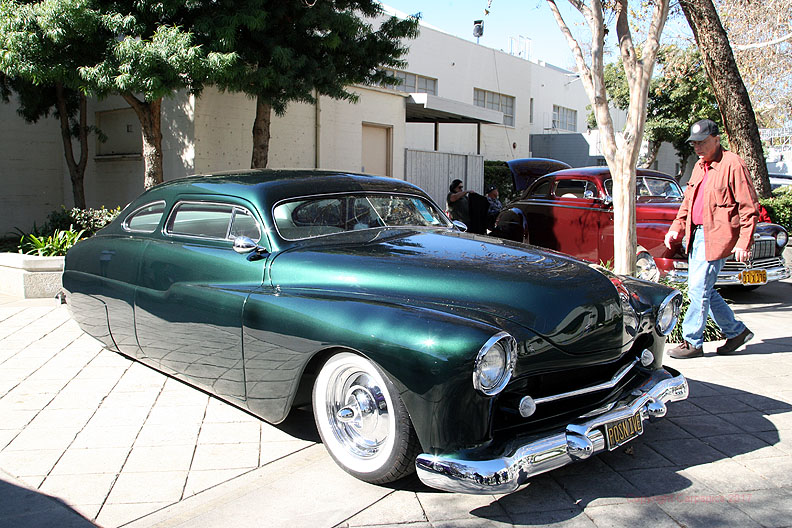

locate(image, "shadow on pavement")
[[0, 477, 96, 528], [455, 381, 791, 525]]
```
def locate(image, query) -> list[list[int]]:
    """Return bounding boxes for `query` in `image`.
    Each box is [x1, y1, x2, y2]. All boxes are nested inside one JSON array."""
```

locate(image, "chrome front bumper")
[[666, 263, 790, 286], [415, 368, 688, 494]]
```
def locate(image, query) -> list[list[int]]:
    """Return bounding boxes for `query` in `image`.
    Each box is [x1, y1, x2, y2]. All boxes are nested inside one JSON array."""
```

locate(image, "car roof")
[[127, 169, 431, 211], [545, 166, 676, 180]]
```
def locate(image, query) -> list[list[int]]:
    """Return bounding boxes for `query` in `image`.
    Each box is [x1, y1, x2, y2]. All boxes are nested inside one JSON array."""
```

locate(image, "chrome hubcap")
[[326, 369, 390, 459]]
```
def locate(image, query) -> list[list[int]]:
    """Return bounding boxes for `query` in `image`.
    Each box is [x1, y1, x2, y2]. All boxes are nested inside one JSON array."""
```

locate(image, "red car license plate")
[[604, 411, 643, 450], [740, 269, 767, 285]]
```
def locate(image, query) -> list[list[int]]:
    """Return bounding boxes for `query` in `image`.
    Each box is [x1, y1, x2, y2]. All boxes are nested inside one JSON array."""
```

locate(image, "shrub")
[[760, 186, 792, 231], [659, 276, 724, 344], [42, 205, 121, 236], [484, 161, 519, 202], [19, 227, 86, 257]]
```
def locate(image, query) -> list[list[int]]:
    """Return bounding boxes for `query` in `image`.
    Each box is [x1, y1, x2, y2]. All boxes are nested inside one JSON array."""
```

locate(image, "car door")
[[548, 177, 609, 262], [133, 197, 267, 402]]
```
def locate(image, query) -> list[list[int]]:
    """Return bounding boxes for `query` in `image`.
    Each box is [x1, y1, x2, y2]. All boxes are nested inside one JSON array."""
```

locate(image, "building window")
[[529, 98, 534, 124], [552, 105, 577, 131], [474, 88, 515, 126], [380, 69, 437, 95]]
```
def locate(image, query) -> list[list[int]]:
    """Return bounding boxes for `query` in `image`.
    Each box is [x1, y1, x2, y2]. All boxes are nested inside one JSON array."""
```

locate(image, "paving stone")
[[95, 501, 173, 527], [552, 468, 641, 507], [597, 442, 673, 471], [679, 459, 776, 493], [183, 468, 254, 497], [50, 447, 130, 476], [583, 501, 679, 528], [702, 433, 786, 460], [105, 470, 189, 504], [687, 396, 756, 414], [739, 457, 792, 488], [500, 509, 594, 527], [122, 444, 195, 473], [619, 467, 714, 498], [635, 418, 692, 443], [729, 488, 792, 528], [648, 438, 724, 466], [734, 393, 792, 412], [39, 473, 117, 508], [345, 490, 427, 526], [719, 411, 780, 433], [416, 490, 505, 524], [197, 421, 261, 445], [669, 414, 743, 438], [495, 474, 577, 515], [190, 442, 260, 471], [655, 492, 763, 528]]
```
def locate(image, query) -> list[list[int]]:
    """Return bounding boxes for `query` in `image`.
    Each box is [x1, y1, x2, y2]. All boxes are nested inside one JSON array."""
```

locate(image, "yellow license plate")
[[604, 411, 643, 450], [740, 269, 767, 285]]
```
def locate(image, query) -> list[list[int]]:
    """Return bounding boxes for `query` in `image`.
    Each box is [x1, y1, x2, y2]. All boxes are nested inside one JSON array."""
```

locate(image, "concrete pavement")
[[1, 280, 791, 528]]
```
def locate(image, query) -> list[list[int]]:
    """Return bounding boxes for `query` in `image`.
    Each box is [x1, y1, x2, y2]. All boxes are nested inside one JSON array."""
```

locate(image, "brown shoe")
[[716, 327, 753, 355], [668, 341, 703, 359]]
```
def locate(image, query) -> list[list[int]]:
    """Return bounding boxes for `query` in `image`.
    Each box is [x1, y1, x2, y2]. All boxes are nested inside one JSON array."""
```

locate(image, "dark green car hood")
[[269, 228, 623, 355]]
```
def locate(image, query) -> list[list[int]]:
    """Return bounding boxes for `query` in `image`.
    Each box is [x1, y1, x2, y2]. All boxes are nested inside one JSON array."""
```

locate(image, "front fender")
[[241, 288, 504, 451]]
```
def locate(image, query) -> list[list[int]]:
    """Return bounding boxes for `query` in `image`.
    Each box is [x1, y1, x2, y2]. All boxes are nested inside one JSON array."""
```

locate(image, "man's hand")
[[733, 247, 752, 262], [664, 230, 679, 250]]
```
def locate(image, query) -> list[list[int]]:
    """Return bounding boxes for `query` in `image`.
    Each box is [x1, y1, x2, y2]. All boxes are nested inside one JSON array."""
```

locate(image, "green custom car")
[[63, 169, 688, 494]]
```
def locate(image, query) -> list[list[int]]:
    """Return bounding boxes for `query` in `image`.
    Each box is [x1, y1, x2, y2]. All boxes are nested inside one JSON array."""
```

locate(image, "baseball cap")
[[687, 119, 719, 142]]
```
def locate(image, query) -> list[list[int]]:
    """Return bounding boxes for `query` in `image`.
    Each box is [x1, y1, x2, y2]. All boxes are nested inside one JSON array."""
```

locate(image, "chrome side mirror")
[[601, 195, 613, 206], [452, 220, 468, 232], [233, 236, 267, 255]]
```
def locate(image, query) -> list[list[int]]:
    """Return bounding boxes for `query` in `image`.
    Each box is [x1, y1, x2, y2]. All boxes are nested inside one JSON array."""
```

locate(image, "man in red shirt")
[[663, 119, 759, 359]]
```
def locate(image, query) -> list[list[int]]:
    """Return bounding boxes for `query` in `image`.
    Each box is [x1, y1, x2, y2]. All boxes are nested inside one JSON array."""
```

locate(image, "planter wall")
[[0, 253, 64, 299]]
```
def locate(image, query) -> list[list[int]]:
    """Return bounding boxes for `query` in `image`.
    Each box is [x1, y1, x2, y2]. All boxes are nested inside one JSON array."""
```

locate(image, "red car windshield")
[[605, 177, 683, 201]]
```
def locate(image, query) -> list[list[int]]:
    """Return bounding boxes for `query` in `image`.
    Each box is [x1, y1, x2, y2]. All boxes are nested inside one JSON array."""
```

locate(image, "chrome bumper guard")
[[415, 367, 688, 495]]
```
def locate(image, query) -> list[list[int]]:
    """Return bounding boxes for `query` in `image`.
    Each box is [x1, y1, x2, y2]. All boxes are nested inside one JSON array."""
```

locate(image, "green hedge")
[[659, 276, 724, 344], [760, 186, 792, 231], [12, 206, 121, 257], [483, 161, 519, 202]]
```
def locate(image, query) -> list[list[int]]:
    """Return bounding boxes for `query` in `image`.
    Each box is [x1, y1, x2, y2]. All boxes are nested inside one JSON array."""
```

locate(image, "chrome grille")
[[722, 256, 784, 272], [751, 238, 775, 259]]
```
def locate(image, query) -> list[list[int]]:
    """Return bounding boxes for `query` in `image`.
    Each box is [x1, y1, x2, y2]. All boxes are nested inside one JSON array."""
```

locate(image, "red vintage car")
[[494, 159, 790, 287]]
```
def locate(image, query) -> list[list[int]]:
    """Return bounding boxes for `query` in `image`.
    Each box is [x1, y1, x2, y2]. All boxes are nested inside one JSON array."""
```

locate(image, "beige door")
[[361, 124, 392, 176]]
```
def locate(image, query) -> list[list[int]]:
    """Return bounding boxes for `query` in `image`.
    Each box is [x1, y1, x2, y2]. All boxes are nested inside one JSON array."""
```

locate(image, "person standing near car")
[[447, 179, 472, 226], [664, 119, 759, 359]]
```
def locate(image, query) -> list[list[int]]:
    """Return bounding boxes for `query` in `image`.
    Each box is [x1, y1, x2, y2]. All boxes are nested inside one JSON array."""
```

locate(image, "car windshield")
[[605, 177, 683, 200], [273, 193, 451, 240]]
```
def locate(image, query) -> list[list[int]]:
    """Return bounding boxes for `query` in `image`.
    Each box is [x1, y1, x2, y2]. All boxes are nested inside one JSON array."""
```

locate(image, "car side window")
[[229, 208, 262, 241], [554, 180, 597, 199], [123, 201, 166, 233], [530, 181, 551, 197], [166, 202, 261, 242]]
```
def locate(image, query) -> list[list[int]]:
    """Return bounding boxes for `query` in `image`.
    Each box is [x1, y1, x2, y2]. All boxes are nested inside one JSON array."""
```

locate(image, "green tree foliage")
[[590, 45, 720, 179], [78, 0, 238, 189], [0, 0, 107, 207], [193, 1, 419, 168]]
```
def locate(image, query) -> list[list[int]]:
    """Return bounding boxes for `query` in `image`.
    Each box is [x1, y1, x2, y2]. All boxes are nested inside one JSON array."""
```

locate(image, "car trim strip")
[[531, 357, 640, 406]]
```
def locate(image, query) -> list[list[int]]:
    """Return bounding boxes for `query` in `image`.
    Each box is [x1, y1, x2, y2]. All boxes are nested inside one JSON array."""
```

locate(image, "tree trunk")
[[54, 83, 87, 208], [677, 154, 690, 182], [640, 140, 661, 169], [123, 94, 164, 189], [679, 0, 771, 198], [251, 97, 272, 169]]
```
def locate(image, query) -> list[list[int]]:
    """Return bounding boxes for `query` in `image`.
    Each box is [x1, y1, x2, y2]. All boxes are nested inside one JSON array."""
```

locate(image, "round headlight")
[[636, 251, 660, 282], [473, 332, 516, 396], [776, 230, 788, 249], [656, 290, 682, 336]]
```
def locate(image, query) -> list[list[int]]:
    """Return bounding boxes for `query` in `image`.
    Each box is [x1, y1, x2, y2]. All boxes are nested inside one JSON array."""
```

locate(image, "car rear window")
[[554, 180, 598, 199], [166, 202, 261, 242], [273, 193, 450, 240], [123, 201, 166, 233]]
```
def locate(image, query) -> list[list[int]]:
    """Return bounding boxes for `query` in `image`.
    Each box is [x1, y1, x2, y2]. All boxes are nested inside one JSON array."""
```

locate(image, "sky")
[[382, 1, 694, 70]]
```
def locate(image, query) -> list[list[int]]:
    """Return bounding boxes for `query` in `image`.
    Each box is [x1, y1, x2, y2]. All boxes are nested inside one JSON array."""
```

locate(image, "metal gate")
[[404, 149, 484, 210]]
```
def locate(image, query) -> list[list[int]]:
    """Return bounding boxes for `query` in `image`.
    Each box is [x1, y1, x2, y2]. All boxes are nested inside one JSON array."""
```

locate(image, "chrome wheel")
[[313, 352, 418, 482]]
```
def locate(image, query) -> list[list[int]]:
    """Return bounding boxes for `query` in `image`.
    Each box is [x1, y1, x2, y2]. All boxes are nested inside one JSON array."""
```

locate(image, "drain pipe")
[[314, 90, 321, 168]]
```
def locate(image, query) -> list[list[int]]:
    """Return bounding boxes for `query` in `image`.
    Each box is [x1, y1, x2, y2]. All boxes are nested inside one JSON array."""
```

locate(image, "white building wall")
[[0, 99, 63, 234]]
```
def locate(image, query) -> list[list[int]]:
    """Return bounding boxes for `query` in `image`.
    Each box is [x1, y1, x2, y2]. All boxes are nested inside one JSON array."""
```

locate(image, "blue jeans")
[[682, 226, 746, 348]]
